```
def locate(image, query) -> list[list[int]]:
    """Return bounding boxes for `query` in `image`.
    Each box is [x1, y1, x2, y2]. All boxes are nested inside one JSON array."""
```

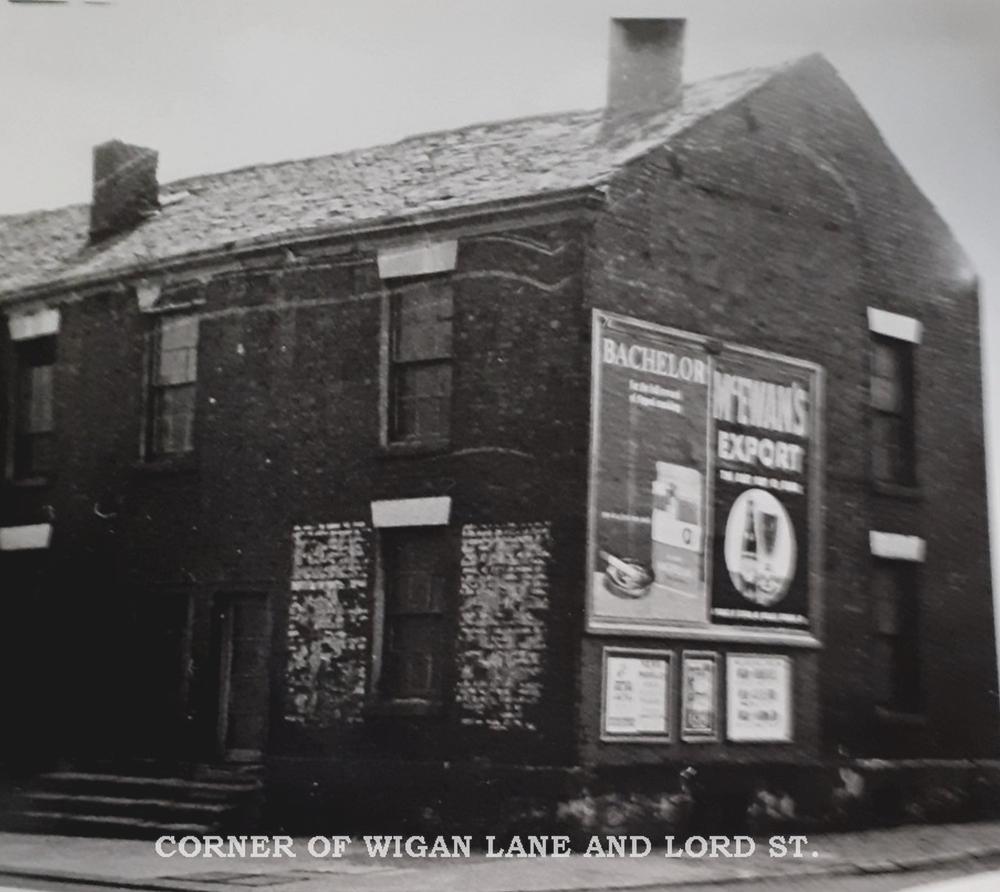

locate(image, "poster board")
[[725, 653, 793, 742], [587, 310, 823, 641], [680, 650, 720, 741], [601, 648, 673, 742]]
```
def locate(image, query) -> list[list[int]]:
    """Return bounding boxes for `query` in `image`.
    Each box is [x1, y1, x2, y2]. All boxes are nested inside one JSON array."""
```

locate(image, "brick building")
[[1, 20, 997, 833]]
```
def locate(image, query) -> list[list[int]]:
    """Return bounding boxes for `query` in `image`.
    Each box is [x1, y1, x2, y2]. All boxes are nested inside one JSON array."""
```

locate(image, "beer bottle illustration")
[[739, 498, 758, 596]]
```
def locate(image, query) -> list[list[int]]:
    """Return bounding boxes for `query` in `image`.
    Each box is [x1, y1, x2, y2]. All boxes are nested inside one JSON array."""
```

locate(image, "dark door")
[[127, 591, 193, 759], [0, 552, 58, 765], [210, 593, 272, 762]]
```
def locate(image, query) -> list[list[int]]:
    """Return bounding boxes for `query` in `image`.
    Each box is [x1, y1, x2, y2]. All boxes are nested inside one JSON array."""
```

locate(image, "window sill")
[[363, 699, 445, 718], [133, 455, 199, 475], [380, 439, 451, 459], [871, 481, 922, 501], [874, 705, 927, 727]]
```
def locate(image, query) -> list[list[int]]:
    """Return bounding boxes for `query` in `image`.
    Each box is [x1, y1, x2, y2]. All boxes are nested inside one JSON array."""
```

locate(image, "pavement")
[[0, 822, 999, 892]]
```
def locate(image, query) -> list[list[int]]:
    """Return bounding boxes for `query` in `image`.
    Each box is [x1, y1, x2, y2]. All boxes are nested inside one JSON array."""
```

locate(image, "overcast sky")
[[2, 0, 999, 605]]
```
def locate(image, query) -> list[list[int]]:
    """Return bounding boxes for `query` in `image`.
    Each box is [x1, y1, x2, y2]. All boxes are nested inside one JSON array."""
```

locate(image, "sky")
[[2, 0, 999, 616]]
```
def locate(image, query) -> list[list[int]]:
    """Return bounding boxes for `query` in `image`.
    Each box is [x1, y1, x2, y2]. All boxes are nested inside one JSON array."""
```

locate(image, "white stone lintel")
[[867, 307, 922, 344], [371, 497, 451, 528], [8, 308, 60, 341], [870, 531, 926, 562], [0, 524, 53, 551], [377, 241, 457, 280]]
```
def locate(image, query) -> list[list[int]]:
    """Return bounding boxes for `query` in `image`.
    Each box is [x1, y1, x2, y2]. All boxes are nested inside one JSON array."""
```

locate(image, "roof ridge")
[[0, 57, 806, 301], [2, 60, 794, 220], [0, 201, 89, 224], [160, 63, 789, 193], [161, 107, 604, 195]]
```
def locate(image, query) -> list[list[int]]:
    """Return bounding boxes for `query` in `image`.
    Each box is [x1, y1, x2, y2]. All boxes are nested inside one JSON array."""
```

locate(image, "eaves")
[[0, 184, 607, 309]]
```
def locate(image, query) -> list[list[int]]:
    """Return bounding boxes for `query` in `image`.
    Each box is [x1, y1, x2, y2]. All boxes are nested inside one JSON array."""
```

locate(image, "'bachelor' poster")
[[587, 310, 822, 635]]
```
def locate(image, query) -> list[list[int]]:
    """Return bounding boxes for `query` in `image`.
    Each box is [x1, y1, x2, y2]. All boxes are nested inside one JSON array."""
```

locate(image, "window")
[[146, 315, 198, 459], [870, 336, 915, 485], [388, 279, 453, 444], [871, 560, 921, 713], [379, 528, 450, 700], [13, 335, 56, 480]]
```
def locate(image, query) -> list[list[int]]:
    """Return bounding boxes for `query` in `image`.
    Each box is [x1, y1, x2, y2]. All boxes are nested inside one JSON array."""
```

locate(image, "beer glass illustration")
[[651, 462, 704, 617]]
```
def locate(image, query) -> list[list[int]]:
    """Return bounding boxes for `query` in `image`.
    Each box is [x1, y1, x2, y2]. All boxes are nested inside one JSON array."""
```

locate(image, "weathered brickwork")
[[286, 522, 370, 726], [456, 522, 552, 732]]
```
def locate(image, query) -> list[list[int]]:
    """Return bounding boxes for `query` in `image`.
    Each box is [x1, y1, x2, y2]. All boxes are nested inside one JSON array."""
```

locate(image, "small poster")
[[602, 649, 672, 741], [726, 653, 792, 742], [681, 651, 719, 741]]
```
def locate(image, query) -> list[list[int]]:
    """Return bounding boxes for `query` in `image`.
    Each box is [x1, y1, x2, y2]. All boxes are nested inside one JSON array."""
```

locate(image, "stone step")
[[18, 790, 234, 822], [1, 765, 263, 838], [68, 758, 266, 786], [196, 763, 265, 781], [9, 809, 215, 839], [38, 771, 259, 802]]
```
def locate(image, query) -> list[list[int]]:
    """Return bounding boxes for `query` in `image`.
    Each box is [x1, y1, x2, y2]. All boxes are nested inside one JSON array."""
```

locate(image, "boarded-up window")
[[871, 560, 921, 713], [14, 335, 56, 479], [380, 528, 450, 700], [870, 337, 915, 485], [147, 316, 198, 458], [389, 280, 452, 443]]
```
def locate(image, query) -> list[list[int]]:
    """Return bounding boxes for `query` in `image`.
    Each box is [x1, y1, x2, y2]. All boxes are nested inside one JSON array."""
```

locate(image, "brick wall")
[[581, 55, 998, 763], [0, 214, 592, 771], [2, 54, 994, 788]]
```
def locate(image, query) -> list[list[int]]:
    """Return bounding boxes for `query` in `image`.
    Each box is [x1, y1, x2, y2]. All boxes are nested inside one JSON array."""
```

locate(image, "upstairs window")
[[13, 335, 56, 480], [379, 527, 450, 701], [388, 279, 453, 445], [146, 315, 198, 459], [870, 336, 915, 485], [871, 560, 921, 713]]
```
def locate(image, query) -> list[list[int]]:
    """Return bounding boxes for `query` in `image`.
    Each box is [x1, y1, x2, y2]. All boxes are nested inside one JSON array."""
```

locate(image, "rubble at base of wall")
[[263, 758, 1000, 839]]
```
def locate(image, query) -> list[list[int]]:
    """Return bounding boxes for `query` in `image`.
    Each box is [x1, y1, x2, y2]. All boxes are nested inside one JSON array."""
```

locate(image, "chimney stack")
[[89, 139, 159, 242], [606, 18, 686, 119]]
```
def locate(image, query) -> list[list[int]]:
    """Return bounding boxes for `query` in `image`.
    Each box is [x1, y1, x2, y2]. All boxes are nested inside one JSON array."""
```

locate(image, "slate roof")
[[0, 62, 789, 301]]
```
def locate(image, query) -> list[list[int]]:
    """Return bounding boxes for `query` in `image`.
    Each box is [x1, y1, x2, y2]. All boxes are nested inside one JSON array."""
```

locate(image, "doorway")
[[127, 591, 192, 759], [210, 592, 272, 762]]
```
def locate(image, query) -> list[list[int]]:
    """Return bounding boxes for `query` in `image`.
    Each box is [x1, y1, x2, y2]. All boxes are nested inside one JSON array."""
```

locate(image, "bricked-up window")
[[146, 316, 198, 459], [389, 279, 453, 443], [870, 336, 915, 485], [13, 335, 56, 479], [872, 560, 921, 713], [380, 528, 450, 700]]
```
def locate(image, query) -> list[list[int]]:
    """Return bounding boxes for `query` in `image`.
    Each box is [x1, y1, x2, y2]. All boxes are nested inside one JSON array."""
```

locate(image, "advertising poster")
[[726, 653, 793, 742], [710, 350, 815, 629], [681, 651, 719, 741], [589, 314, 712, 626], [588, 311, 821, 635], [602, 649, 672, 740]]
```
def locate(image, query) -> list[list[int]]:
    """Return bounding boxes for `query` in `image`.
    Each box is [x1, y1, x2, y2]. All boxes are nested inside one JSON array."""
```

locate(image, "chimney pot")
[[89, 139, 159, 242], [606, 18, 686, 120]]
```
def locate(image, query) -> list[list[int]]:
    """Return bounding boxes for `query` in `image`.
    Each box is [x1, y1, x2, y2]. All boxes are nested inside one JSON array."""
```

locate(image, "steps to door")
[[0, 765, 263, 839]]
